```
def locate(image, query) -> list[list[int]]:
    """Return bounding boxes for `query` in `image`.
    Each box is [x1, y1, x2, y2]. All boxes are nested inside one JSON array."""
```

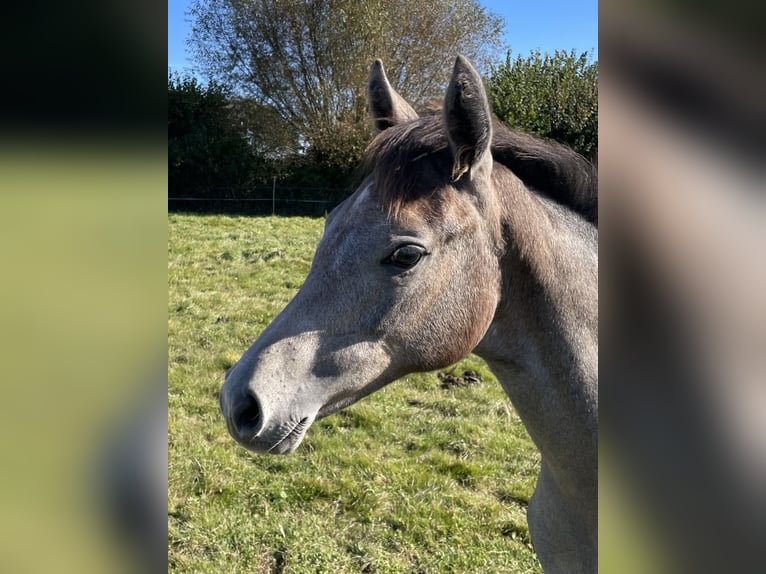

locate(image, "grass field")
[[168, 213, 542, 573]]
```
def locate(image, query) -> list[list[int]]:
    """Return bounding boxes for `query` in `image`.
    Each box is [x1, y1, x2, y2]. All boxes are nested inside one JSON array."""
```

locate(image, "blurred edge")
[[0, 1, 167, 573], [600, 1, 766, 573], [0, 147, 168, 574]]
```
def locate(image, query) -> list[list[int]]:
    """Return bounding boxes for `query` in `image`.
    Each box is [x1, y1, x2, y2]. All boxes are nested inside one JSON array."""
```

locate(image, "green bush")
[[168, 72, 260, 198], [488, 50, 598, 160]]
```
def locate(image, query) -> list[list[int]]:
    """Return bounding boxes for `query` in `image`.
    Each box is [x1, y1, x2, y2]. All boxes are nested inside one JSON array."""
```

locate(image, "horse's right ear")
[[444, 55, 493, 182], [368, 59, 418, 132]]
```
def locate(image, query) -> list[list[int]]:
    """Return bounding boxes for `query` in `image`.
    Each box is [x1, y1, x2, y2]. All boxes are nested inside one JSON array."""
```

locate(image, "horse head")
[[220, 56, 503, 454]]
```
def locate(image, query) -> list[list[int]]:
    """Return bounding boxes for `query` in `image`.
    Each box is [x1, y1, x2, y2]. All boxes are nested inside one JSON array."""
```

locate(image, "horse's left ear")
[[444, 55, 493, 181], [368, 59, 419, 131]]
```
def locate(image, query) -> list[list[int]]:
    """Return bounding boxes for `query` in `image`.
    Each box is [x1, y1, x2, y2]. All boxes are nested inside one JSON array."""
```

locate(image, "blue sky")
[[168, 0, 597, 76]]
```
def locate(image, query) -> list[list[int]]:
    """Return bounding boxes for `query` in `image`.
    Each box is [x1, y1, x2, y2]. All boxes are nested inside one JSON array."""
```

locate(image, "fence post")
[[272, 176, 276, 215]]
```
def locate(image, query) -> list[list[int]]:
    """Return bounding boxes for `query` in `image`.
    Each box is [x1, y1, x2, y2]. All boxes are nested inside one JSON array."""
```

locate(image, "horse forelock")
[[359, 115, 598, 225], [361, 117, 453, 220]]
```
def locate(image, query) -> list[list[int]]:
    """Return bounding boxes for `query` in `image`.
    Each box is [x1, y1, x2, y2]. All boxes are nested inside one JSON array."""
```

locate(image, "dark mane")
[[361, 115, 598, 225]]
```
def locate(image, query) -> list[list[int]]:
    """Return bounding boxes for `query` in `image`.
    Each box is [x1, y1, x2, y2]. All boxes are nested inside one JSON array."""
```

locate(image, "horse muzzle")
[[220, 368, 317, 455]]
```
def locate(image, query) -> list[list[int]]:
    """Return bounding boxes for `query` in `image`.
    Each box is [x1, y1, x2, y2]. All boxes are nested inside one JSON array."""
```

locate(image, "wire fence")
[[168, 185, 349, 217]]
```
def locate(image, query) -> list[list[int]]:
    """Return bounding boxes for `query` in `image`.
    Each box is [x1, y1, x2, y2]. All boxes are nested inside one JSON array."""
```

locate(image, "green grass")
[[169, 213, 542, 573]]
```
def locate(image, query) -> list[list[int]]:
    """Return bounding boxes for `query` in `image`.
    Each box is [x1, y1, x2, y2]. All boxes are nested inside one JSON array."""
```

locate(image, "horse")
[[220, 55, 598, 573]]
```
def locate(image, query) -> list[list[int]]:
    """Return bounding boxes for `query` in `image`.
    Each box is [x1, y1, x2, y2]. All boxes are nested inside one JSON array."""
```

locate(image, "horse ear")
[[444, 55, 493, 181], [368, 59, 418, 132]]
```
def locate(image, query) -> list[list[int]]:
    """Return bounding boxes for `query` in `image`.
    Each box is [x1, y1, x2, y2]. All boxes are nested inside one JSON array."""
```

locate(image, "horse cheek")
[[413, 270, 498, 371]]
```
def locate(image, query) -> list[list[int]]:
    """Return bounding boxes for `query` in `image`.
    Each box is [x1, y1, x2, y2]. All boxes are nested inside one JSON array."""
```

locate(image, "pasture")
[[168, 213, 542, 573]]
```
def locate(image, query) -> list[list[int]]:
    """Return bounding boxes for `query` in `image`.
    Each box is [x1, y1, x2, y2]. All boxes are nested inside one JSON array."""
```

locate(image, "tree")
[[227, 96, 301, 161], [488, 50, 598, 160], [168, 71, 261, 198], [189, 0, 503, 180]]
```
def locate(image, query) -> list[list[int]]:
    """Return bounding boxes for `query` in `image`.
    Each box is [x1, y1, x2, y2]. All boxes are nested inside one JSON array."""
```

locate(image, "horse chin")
[[240, 415, 315, 455], [316, 392, 374, 419], [316, 395, 362, 420], [264, 430, 307, 455], [316, 375, 402, 420]]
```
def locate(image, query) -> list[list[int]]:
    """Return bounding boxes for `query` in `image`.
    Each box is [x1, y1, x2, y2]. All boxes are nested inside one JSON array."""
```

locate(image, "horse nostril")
[[232, 391, 263, 439]]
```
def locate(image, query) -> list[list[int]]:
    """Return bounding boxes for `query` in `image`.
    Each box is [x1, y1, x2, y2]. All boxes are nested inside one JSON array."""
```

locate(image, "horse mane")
[[491, 120, 598, 224], [361, 115, 598, 225]]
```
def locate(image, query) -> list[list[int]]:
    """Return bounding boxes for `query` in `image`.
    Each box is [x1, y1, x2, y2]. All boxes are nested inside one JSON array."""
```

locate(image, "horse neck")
[[475, 167, 598, 477]]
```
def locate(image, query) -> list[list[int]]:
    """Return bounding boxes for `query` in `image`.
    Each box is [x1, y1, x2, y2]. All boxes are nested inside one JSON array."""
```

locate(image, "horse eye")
[[385, 245, 426, 269]]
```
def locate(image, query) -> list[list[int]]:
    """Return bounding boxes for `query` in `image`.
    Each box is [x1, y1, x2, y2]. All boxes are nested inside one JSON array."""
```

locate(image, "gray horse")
[[220, 56, 598, 573]]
